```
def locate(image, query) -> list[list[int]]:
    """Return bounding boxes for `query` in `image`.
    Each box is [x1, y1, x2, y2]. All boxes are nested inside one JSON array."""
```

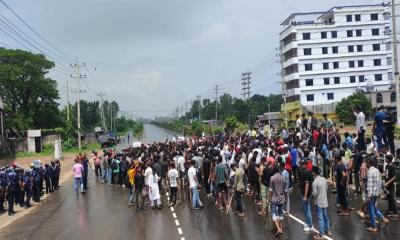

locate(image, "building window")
[[375, 74, 382, 81], [321, 31, 327, 39], [348, 45, 354, 52], [324, 78, 330, 85], [359, 75, 365, 82], [350, 76, 356, 83], [333, 62, 339, 69], [372, 28, 379, 36], [356, 29, 362, 37], [305, 64, 313, 71], [346, 15, 353, 22], [347, 30, 353, 37], [373, 43, 380, 51], [357, 45, 363, 52], [358, 60, 364, 67], [304, 48, 312, 55], [374, 59, 381, 66], [371, 13, 378, 21], [331, 31, 337, 38], [306, 94, 314, 102], [334, 77, 340, 84], [332, 46, 338, 54], [327, 93, 334, 100], [349, 61, 355, 68], [322, 47, 328, 54], [355, 14, 361, 21], [391, 92, 396, 102], [323, 62, 329, 70], [305, 79, 314, 86], [376, 93, 383, 103], [303, 33, 311, 40]]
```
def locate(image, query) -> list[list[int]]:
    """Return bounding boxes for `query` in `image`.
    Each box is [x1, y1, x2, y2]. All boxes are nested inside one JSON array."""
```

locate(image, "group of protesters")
[[0, 159, 61, 216], [86, 105, 398, 239]]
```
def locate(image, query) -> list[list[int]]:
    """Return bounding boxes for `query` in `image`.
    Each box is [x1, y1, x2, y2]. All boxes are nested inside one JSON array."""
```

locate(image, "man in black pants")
[[385, 155, 398, 217]]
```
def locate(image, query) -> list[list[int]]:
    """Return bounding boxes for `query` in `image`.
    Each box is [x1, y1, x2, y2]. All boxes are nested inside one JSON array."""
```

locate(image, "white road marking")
[[173, 213, 177, 218], [178, 228, 183, 235], [175, 219, 180, 226], [288, 214, 334, 240], [170, 207, 175, 212], [181, 238, 185, 240]]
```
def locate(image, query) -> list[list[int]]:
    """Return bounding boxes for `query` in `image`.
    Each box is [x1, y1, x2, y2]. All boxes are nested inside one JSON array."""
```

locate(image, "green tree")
[[0, 48, 62, 131], [335, 92, 372, 123]]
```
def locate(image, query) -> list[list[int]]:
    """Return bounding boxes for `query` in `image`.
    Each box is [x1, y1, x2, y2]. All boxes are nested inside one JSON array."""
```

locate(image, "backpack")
[[110, 160, 118, 170]]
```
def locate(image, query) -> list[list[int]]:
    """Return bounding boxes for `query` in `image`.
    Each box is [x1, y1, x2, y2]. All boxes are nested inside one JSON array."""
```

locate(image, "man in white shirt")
[[167, 163, 179, 206], [296, 114, 302, 131], [354, 106, 366, 150], [188, 161, 203, 210]]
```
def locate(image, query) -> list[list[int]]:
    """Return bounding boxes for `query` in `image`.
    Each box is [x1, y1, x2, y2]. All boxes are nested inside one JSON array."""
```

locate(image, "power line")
[[0, 0, 77, 62]]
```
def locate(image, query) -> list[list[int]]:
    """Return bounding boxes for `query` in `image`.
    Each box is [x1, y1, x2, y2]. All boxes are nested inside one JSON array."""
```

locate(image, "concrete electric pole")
[[214, 84, 220, 123], [391, 0, 400, 125], [70, 58, 86, 150], [241, 72, 252, 125], [196, 95, 201, 121]]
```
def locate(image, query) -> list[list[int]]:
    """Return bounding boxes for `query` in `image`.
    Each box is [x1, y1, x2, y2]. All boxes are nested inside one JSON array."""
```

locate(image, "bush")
[[395, 126, 400, 140]]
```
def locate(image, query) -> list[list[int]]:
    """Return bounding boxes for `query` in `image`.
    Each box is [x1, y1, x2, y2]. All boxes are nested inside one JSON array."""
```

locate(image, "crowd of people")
[[0, 159, 61, 216], [82, 105, 399, 239]]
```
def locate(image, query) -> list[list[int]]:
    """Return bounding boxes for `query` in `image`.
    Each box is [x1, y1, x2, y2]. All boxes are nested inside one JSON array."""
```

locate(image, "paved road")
[[0, 124, 399, 240]]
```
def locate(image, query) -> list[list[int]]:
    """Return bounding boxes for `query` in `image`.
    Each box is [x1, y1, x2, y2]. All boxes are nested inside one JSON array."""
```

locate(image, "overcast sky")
[[0, 0, 379, 118]]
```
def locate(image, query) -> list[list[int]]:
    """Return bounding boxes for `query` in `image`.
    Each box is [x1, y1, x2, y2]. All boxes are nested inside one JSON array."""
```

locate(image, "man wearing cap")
[[353, 106, 366, 150]]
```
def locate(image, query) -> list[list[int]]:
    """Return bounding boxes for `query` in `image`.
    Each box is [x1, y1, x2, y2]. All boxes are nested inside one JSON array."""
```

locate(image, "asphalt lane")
[[1, 125, 399, 240]]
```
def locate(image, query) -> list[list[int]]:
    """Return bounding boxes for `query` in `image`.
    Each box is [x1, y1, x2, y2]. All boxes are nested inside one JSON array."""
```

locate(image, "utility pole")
[[241, 72, 252, 125], [185, 101, 188, 123], [214, 84, 220, 123], [196, 95, 201, 121], [278, 48, 288, 128], [97, 92, 106, 130], [66, 79, 70, 122], [110, 103, 113, 132], [391, 0, 400, 125], [70, 58, 86, 150]]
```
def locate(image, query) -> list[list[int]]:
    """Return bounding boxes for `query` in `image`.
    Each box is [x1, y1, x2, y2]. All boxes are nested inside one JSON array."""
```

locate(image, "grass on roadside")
[[15, 143, 102, 159]]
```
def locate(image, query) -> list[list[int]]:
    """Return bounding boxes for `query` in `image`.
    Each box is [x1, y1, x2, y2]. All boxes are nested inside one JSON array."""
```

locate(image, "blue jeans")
[[191, 187, 202, 208], [270, 203, 284, 221], [368, 196, 384, 228], [316, 207, 330, 236], [302, 198, 312, 228], [74, 177, 83, 193], [102, 167, 108, 182], [128, 185, 135, 204]]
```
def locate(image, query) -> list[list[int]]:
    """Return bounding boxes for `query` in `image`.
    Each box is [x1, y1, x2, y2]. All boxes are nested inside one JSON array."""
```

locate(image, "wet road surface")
[[1, 125, 399, 240]]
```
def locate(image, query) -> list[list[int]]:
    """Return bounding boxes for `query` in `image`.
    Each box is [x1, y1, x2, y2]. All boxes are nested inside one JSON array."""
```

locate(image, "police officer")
[[22, 169, 32, 208], [31, 165, 41, 203], [44, 163, 53, 194], [51, 161, 58, 190], [6, 168, 17, 216], [54, 159, 61, 190], [0, 167, 8, 213]]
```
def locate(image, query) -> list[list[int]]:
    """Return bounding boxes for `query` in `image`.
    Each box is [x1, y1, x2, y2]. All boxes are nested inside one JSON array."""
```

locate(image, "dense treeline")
[[0, 48, 141, 141]]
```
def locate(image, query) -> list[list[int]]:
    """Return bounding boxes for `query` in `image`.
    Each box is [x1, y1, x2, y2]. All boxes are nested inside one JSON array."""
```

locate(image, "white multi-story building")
[[279, 4, 394, 115]]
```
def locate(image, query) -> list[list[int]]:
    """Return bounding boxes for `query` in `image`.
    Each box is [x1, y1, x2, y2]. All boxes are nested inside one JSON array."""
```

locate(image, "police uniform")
[[0, 169, 8, 212], [32, 169, 41, 203], [22, 171, 32, 208], [6, 170, 17, 215]]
